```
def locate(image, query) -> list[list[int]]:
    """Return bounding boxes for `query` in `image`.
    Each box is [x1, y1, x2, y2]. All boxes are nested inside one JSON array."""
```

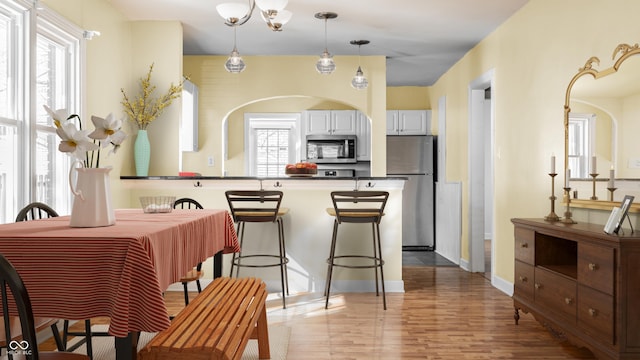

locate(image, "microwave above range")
[[306, 135, 357, 163]]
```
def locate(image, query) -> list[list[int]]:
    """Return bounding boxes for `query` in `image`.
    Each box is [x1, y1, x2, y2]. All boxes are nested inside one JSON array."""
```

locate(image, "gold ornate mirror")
[[564, 43, 640, 211]]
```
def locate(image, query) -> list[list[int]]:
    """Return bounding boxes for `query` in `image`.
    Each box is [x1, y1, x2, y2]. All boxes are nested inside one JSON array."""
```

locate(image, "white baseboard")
[[434, 249, 459, 265], [491, 273, 513, 297], [459, 258, 470, 271]]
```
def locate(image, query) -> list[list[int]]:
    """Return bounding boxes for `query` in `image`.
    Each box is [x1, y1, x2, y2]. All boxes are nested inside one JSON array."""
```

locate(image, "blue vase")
[[134, 129, 150, 176]]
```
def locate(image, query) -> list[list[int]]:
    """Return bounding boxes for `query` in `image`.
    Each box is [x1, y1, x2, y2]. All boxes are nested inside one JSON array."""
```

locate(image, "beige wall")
[[43, 0, 184, 206], [387, 87, 431, 110], [428, 0, 640, 282], [182, 55, 387, 176]]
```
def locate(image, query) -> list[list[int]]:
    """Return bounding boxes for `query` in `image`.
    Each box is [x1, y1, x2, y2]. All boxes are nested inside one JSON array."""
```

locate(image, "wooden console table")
[[512, 218, 640, 360]]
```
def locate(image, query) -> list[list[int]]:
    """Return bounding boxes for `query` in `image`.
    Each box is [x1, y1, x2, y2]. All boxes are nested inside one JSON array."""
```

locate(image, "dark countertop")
[[120, 176, 407, 181]]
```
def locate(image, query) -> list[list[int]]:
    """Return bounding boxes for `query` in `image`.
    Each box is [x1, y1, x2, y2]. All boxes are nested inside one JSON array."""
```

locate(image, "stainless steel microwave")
[[306, 135, 357, 163]]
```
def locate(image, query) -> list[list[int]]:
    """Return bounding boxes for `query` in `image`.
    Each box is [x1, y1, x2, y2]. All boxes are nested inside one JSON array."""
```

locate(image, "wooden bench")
[[138, 277, 270, 360]]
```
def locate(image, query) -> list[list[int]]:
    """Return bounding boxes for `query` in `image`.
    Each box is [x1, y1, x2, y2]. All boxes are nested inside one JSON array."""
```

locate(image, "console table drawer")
[[514, 227, 534, 264], [578, 285, 614, 344], [515, 260, 534, 298], [535, 268, 576, 322], [578, 243, 614, 295]]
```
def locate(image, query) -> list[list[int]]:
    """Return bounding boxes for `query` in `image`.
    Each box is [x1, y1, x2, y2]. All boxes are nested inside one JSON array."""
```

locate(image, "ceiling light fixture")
[[350, 40, 370, 89], [315, 12, 338, 75], [224, 26, 245, 73], [216, 0, 292, 32]]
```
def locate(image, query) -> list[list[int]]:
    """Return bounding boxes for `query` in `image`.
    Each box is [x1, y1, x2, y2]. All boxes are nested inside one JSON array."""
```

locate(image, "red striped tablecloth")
[[0, 208, 239, 337]]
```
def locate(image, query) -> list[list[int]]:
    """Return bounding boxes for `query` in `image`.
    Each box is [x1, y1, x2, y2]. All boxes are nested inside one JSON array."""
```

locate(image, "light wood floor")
[[44, 266, 596, 359]]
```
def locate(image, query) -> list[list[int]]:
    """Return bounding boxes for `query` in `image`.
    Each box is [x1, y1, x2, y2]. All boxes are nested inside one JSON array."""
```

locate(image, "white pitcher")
[[69, 160, 116, 227]]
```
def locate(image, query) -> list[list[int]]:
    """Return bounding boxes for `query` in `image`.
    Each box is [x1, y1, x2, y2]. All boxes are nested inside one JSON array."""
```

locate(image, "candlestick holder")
[[590, 173, 599, 200], [562, 187, 577, 224], [544, 173, 560, 222], [607, 187, 617, 202]]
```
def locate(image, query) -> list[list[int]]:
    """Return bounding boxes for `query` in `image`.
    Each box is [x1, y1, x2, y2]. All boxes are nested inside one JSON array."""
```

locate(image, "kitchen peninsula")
[[121, 176, 407, 295]]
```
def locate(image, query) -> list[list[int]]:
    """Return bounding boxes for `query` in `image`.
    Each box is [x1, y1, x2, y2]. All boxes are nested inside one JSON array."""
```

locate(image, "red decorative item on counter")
[[285, 162, 318, 176]]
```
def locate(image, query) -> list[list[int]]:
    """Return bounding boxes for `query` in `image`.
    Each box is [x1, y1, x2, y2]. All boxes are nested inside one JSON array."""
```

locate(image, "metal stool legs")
[[229, 218, 289, 309], [324, 220, 386, 310]]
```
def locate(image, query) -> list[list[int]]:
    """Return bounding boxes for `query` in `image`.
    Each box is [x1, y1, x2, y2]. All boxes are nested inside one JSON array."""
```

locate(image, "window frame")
[[0, 0, 84, 223], [244, 113, 302, 177], [568, 112, 595, 178]]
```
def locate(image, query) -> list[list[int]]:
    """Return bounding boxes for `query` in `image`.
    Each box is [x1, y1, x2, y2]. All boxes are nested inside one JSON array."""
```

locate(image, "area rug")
[[67, 324, 290, 360]]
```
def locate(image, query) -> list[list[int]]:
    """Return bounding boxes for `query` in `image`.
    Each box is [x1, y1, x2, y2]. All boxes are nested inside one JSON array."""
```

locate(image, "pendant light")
[[350, 40, 369, 89], [225, 26, 245, 73], [315, 12, 338, 75], [216, 0, 292, 31]]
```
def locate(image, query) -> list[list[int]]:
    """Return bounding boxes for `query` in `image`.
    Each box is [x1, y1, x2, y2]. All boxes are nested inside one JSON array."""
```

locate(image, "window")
[[0, 1, 83, 223], [245, 113, 301, 177], [255, 128, 289, 177], [568, 113, 595, 178]]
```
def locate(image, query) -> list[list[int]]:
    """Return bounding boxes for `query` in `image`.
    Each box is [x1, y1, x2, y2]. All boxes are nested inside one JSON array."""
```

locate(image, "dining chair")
[[15, 202, 59, 222], [0, 253, 90, 360], [225, 190, 289, 309], [15, 202, 96, 359], [173, 198, 205, 305], [324, 191, 389, 310]]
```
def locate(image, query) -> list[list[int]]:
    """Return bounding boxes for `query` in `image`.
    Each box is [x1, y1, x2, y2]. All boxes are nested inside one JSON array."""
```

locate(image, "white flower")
[[108, 129, 127, 155], [89, 113, 123, 141], [56, 121, 99, 159], [45, 105, 127, 168], [43, 105, 70, 129]]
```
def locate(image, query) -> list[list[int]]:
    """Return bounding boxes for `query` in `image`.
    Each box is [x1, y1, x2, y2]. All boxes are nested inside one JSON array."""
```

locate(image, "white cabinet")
[[304, 110, 357, 135], [386, 110, 431, 135], [356, 111, 370, 161]]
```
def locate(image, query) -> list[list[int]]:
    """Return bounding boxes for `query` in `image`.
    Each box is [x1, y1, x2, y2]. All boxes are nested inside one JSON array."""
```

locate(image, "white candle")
[[565, 168, 571, 188], [550, 154, 556, 174], [591, 155, 597, 174], [609, 167, 615, 188]]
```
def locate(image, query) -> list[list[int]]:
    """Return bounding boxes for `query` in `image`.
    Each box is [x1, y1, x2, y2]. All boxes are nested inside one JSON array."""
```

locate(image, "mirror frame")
[[564, 43, 640, 212]]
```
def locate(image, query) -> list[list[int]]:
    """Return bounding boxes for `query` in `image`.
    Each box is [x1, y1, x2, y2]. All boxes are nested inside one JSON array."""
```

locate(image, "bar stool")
[[225, 190, 289, 309], [325, 191, 389, 310]]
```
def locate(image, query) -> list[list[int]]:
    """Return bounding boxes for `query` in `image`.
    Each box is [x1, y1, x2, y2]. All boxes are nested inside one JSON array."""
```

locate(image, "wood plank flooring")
[[44, 266, 596, 359]]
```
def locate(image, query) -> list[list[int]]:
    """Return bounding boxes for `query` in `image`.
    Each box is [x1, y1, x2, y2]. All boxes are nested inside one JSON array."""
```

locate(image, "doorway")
[[468, 70, 495, 278]]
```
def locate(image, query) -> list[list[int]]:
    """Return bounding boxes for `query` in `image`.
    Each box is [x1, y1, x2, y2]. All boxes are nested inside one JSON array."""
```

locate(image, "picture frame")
[[604, 206, 621, 234], [614, 195, 635, 234]]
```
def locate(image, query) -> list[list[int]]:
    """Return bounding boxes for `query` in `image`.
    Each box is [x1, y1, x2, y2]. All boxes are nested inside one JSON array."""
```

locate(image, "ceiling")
[[106, 0, 529, 86]]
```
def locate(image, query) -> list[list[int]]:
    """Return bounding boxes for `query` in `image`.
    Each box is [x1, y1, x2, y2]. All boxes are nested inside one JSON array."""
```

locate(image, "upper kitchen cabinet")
[[386, 110, 431, 135], [304, 110, 357, 135], [356, 111, 371, 161]]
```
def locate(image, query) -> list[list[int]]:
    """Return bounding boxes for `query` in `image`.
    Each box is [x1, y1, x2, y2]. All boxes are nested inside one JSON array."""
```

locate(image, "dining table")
[[0, 208, 239, 360]]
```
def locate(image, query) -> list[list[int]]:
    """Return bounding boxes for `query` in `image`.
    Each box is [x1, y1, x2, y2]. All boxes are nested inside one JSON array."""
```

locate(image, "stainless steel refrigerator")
[[386, 135, 436, 250]]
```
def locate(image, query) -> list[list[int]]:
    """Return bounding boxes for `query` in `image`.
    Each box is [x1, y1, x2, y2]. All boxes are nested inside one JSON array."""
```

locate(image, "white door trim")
[[467, 69, 495, 273]]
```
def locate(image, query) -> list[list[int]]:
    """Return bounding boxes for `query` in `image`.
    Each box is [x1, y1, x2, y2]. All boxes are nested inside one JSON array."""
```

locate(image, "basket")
[[140, 196, 176, 213]]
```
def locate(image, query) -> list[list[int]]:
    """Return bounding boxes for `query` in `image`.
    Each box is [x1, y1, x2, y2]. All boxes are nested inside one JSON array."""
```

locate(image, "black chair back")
[[173, 198, 204, 210], [15, 202, 58, 222], [0, 254, 39, 359]]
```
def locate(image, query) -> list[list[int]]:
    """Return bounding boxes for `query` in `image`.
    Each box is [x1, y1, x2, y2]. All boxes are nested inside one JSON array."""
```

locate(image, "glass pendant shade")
[[255, 0, 288, 12], [216, 3, 250, 24], [225, 47, 245, 73], [262, 9, 292, 31], [351, 66, 368, 89], [316, 50, 336, 74]]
